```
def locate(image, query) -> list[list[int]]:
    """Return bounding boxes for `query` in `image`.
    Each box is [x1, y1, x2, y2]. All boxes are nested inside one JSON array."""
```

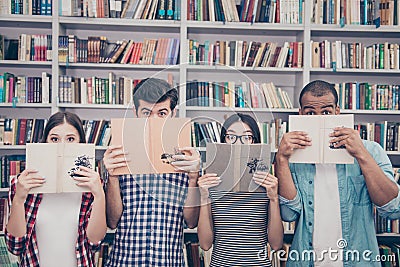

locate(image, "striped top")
[[209, 190, 272, 267]]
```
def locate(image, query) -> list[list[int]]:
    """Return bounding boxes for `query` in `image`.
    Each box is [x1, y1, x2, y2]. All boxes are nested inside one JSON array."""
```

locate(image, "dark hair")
[[220, 113, 261, 144], [132, 78, 178, 113], [299, 80, 338, 107], [42, 112, 86, 143]]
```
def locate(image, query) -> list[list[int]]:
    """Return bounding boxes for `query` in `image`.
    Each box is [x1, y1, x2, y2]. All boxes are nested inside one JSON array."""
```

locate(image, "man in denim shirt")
[[276, 80, 400, 267]]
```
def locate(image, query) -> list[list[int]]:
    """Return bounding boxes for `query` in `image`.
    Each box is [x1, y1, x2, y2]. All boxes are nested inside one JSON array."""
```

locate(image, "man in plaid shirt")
[[103, 78, 200, 266]]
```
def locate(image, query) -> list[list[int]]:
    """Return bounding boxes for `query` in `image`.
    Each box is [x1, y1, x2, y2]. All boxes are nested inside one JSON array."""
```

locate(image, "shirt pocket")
[[348, 174, 371, 205]]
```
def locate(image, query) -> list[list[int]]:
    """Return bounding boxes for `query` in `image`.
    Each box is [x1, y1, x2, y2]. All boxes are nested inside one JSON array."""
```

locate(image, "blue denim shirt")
[[279, 140, 400, 267]]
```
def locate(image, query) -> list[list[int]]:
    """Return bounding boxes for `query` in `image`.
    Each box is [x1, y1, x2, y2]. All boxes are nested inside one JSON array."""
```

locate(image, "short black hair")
[[132, 78, 178, 113], [42, 112, 86, 143], [299, 80, 338, 107], [220, 113, 261, 144]]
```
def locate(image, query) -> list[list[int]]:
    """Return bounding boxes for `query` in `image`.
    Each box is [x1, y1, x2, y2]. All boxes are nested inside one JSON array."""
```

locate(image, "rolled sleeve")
[[376, 188, 400, 220], [279, 192, 302, 222], [5, 230, 26, 256]]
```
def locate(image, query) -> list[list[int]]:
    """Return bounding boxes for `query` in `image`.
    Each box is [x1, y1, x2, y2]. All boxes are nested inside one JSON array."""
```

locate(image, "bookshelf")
[[0, 0, 400, 266]]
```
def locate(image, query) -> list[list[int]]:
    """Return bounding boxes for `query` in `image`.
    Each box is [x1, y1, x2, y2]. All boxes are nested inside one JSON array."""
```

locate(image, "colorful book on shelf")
[[205, 143, 271, 192], [288, 114, 354, 164], [26, 143, 95, 194], [111, 118, 192, 175]]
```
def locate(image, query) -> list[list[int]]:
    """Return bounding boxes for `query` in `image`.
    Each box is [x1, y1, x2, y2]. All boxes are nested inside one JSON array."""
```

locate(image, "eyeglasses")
[[225, 134, 254, 144]]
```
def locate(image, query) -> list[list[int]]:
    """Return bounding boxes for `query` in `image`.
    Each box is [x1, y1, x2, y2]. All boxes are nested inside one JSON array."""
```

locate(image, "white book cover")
[[288, 114, 354, 164], [27, 143, 95, 194]]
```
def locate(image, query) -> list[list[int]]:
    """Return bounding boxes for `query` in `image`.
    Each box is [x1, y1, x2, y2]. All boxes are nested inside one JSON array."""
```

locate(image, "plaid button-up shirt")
[[5, 177, 100, 267], [106, 173, 189, 267]]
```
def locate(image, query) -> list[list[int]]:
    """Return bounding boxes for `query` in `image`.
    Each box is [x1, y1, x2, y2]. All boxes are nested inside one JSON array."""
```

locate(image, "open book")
[[26, 143, 95, 194], [205, 143, 271, 192], [111, 118, 192, 175], [288, 114, 354, 164]]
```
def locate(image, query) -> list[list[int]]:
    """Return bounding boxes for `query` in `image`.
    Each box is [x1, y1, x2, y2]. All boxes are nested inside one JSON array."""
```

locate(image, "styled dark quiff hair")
[[42, 112, 86, 143], [132, 78, 178, 112], [220, 113, 261, 144], [299, 80, 339, 108]]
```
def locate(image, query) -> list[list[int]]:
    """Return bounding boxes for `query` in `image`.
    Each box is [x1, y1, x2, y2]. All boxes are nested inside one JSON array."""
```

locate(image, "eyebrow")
[[140, 107, 152, 112], [321, 105, 335, 109], [226, 130, 253, 133], [303, 104, 334, 109]]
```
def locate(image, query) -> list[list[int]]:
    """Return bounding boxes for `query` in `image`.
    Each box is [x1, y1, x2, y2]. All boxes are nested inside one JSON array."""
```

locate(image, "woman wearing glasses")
[[197, 113, 283, 267]]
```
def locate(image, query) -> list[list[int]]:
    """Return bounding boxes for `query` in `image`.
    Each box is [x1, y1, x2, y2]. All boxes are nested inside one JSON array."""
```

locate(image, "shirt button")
[[309, 180, 312, 184], [308, 222, 312, 226], [308, 201, 313, 205], [309, 242, 312, 247]]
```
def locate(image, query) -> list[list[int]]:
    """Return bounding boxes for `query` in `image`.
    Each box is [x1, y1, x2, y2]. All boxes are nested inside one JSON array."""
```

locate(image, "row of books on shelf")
[[0, 118, 111, 147], [1, 116, 398, 151], [61, 0, 180, 20], [59, 36, 180, 65], [192, 118, 287, 150], [0, 34, 52, 62], [189, 40, 303, 68], [355, 121, 400, 152], [311, 41, 400, 70], [312, 0, 400, 25], [335, 83, 400, 111], [0, 0, 52, 15], [0, 72, 51, 104], [188, 0, 304, 23], [58, 74, 141, 104], [0, 236, 18, 267], [0, 155, 25, 188], [186, 81, 293, 109]]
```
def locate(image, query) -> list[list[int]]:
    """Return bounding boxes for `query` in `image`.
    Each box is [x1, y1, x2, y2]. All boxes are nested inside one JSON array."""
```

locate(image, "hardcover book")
[[205, 143, 271, 192], [111, 118, 192, 175], [26, 143, 95, 194], [288, 114, 354, 164]]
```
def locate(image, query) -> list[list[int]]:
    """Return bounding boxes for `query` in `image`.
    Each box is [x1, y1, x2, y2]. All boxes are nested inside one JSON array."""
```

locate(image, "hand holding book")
[[276, 131, 312, 160], [70, 166, 104, 198], [103, 145, 130, 176], [329, 126, 368, 159], [170, 147, 201, 173], [252, 172, 279, 201], [198, 173, 221, 200], [14, 169, 46, 201]]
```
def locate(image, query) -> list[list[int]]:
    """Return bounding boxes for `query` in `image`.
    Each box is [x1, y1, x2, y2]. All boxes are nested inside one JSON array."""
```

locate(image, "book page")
[[111, 118, 150, 175], [322, 114, 354, 164], [149, 118, 192, 174], [205, 143, 236, 192], [206, 143, 270, 192], [61, 143, 95, 193], [239, 144, 270, 192], [288, 115, 322, 163], [112, 118, 191, 175], [27, 143, 58, 194]]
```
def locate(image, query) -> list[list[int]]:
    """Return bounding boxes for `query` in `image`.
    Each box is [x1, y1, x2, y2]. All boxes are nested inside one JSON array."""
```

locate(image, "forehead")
[[226, 121, 252, 132], [49, 123, 78, 134], [138, 99, 171, 110], [301, 92, 336, 107]]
